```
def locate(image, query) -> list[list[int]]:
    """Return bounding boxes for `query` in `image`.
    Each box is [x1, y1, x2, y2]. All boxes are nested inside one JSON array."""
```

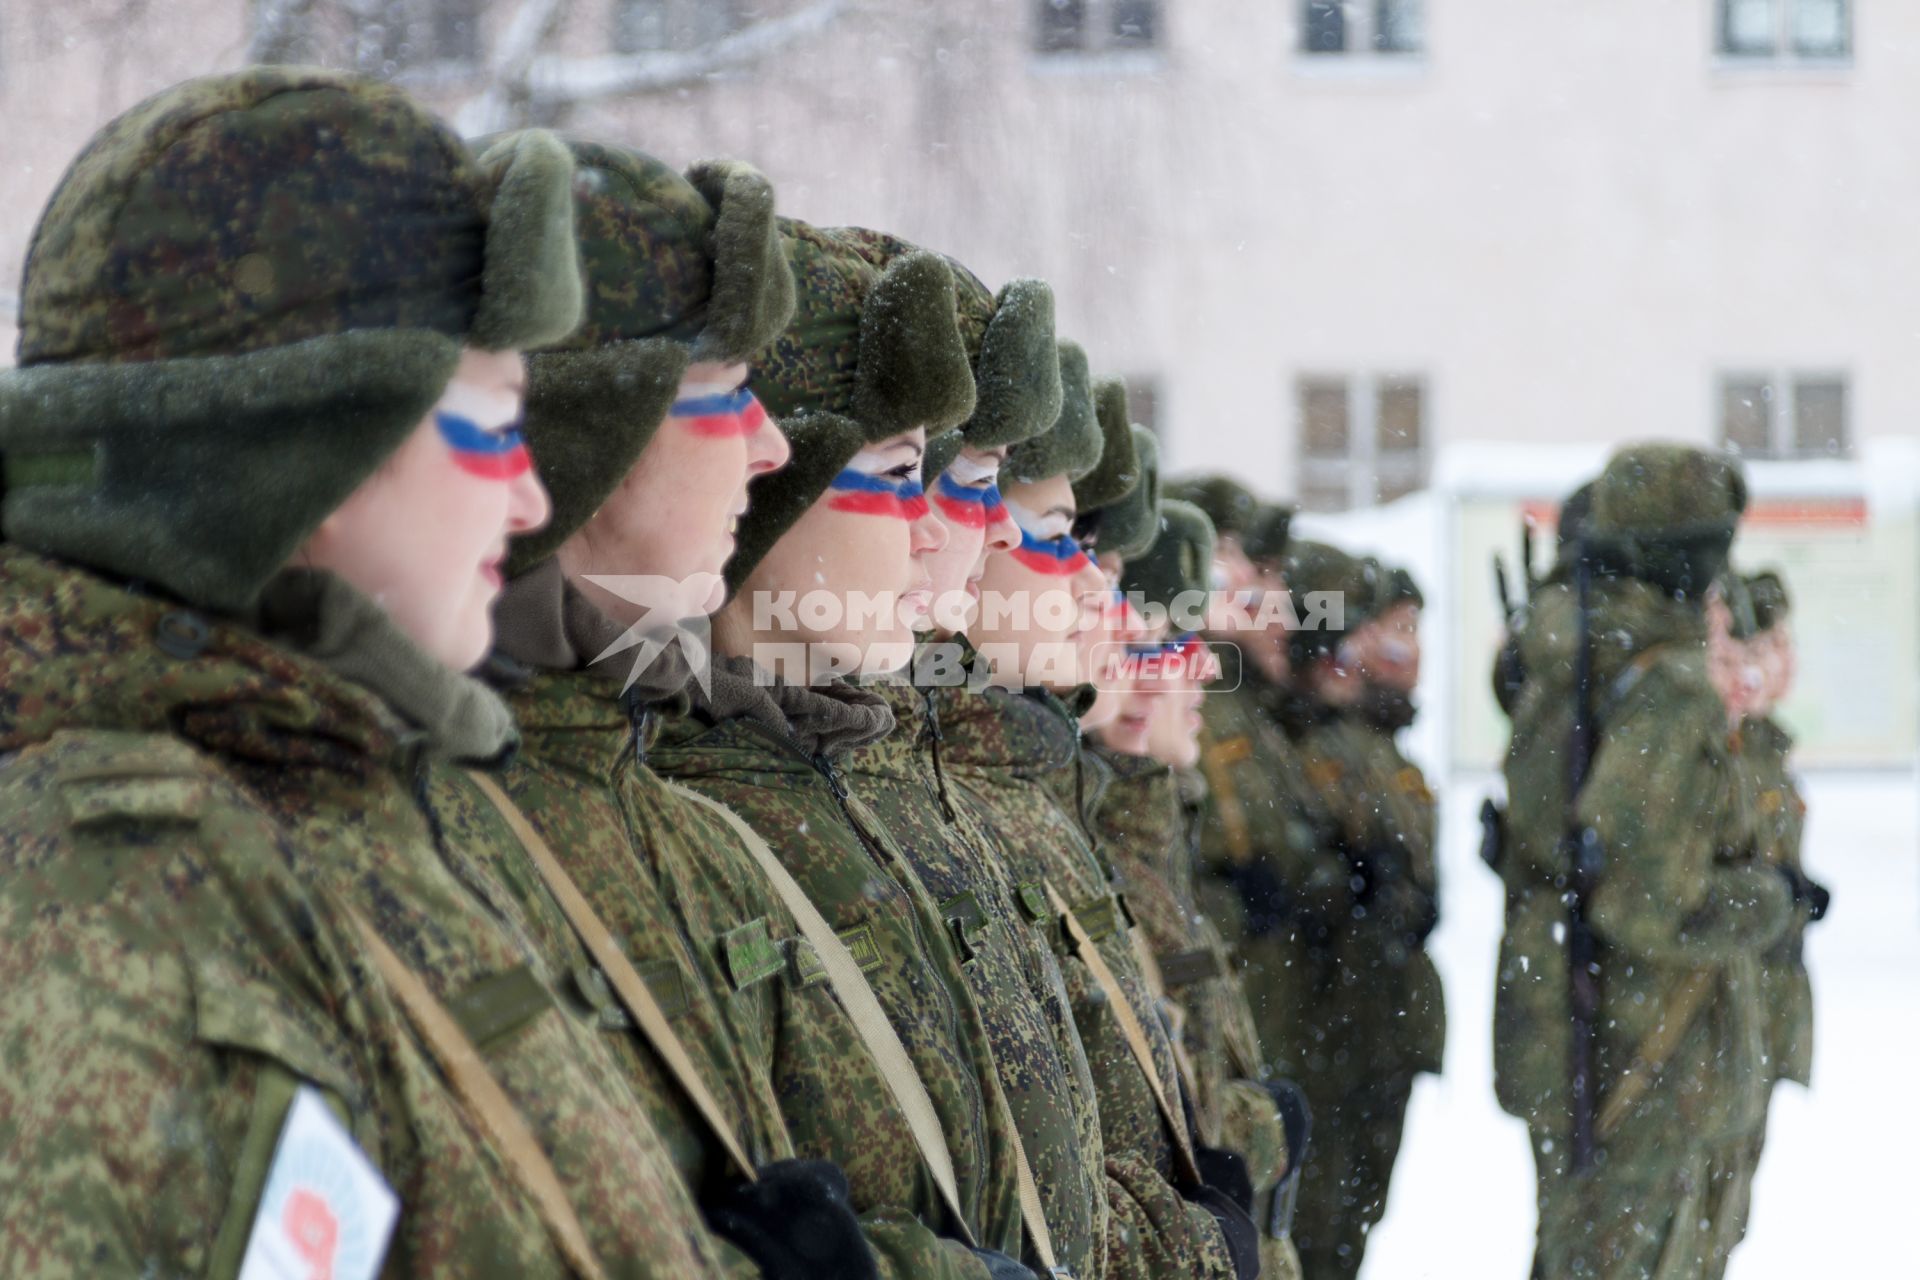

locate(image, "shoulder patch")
[[1206, 735, 1254, 768], [1305, 759, 1345, 789]]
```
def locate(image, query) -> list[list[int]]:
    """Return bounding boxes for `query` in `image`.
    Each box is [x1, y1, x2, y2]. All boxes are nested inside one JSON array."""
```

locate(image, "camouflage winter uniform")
[[934, 678, 1241, 1279], [1498, 576, 1791, 1279], [1737, 715, 1813, 1091], [1269, 694, 1443, 1280], [427, 565, 1001, 1280], [841, 672, 1111, 1277], [648, 657, 1025, 1260], [0, 549, 731, 1279], [1092, 748, 1305, 1280]]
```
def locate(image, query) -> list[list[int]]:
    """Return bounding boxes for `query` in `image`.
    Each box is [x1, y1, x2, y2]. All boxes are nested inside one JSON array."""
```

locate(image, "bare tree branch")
[[525, 0, 848, 109], [455, 0, 576, 135], [247, 0, 318, 63]]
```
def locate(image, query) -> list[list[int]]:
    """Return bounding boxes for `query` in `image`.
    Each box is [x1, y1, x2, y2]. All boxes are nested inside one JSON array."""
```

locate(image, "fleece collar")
[[0, 546, 513, 767], [689, 654, 895, 759]]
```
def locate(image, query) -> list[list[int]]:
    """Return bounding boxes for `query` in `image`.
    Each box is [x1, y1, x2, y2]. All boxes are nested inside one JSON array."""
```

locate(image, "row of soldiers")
[[0, 66, 1822, 1280], [0, 65, 1425, 1280], [1486, 453, 1826, 1278]]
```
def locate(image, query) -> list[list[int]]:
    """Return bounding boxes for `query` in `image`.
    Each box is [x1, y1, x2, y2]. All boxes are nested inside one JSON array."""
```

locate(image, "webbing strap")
[[1010, 1121, 1067, 1275], [1043, 880, 1202, 1187], [349, 908, 609, 1280], [466, 770, 758, 1183], [1128, 925, 1202, 1107], [1596, 967, 1716, 1139], [663, 779, 980, 1249]]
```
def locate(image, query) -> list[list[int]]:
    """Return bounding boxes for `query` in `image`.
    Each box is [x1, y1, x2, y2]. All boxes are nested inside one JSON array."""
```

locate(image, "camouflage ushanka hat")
[[728, 218, 977, 591], [1241, 502, 1295, 568], [1121, 498, 1215, 613], [832, 229, 1061, 481], [1099, 425, 1163, 562], [0, 67, 581, 612], [1283, 538, 1383, 668], [1165, 474, 1261, 543], [500, 137, 794, 574], [1588, 443, 1747, 598], [1073, 378, 1142, 515], [1005, 340, 1102, 486]]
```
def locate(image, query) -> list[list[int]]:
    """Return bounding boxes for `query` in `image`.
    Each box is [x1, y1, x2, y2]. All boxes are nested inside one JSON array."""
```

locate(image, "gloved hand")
[[704, 1159, 880, 1280], [1195, 1144, 1255, 1215], [1187, 1182, 1262, 1279], [1778, 865, 1831, 923], [1230, 859, 1290, 939], [970, 1246, 1041, 1279]]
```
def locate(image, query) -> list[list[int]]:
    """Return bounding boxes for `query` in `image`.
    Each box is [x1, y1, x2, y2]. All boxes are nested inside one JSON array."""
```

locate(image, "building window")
[[1296, 374, 1427, 511], [614, 0, 742, 54], [1035, 0, 1160, 56], [1719, 371, 1850, 458], [1300, 0, 1424, 58], [1718, 0, 1850, 61]]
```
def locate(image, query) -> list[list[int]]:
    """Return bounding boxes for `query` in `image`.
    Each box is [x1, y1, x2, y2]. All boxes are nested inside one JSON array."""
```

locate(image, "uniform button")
[[155, 610, 210, 659]]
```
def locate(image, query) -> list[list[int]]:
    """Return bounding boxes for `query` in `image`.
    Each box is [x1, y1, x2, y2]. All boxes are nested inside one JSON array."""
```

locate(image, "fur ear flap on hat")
[[851, 251, 977, 441], [964, 278, 1061, 449], [507, 336, 692, 577], [1102, 425, 1163, 561], [924, 428, 966, 483], [685, 159, 795, 364], [471, 129, 584, 351], [1122, 498, 1216, 612], [1073, 378, 1141, 513], [1008, 340, 1102, 485], [0, 329, 459, 612], [724, 412, 871, 593]]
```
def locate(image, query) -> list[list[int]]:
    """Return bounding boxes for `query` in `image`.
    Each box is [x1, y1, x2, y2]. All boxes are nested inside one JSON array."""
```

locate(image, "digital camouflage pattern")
[[843, 673, 1108, 1278], [933, 675, 1240, 1279], [0, 546, 730, 1279], [649, 658, 1024, 1260], [1498, 575, 1790, 1279], [1264, 692, 1441, 1280], [428, 571, 993, 1280], [1089, 748, 1305, 1280]]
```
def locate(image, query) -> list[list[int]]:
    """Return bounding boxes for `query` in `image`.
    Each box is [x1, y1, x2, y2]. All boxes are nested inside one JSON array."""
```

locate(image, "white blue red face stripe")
[[436, 410, 532, 480], [826, 468, 930, 521], [932, 470, 1010, 529], [1125, 632, 1216, 681], [669, 388, 769, 438], [1011, 524, 1094, 577]]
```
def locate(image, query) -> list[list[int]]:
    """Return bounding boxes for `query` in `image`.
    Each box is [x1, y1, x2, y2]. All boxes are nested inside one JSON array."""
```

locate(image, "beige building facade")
[[1, 0, 1914, 508]]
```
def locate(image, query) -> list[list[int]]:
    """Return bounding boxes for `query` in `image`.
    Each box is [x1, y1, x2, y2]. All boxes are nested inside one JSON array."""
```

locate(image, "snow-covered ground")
[[1360, 772, 1920, 1278]]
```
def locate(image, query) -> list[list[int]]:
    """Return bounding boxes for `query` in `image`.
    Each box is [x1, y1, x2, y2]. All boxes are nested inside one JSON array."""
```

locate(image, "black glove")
[[1188, 1182, 1262, 1280], [1229, 859, 1291, 939], [704, 1159, 880, 1280], [1195, 1144, 1255, 1215], [970, 1247, 1041, 1279], [1778, 865, 1831, 923]]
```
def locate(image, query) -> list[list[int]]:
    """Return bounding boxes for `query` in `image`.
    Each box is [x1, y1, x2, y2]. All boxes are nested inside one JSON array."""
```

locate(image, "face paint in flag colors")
[[433, 376, 532, 480], [826, 448, 930, 521], [670, 387, 770, 438], [932, 453, 1009, 528], [1006, 497, 1095, 577]]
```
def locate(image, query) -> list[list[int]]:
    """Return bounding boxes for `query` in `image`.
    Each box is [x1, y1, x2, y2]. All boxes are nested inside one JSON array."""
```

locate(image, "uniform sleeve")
[[1581, 673, 1791, 965], [1102, 1156, 1238, 1280], [0, 902, 235, 1277]]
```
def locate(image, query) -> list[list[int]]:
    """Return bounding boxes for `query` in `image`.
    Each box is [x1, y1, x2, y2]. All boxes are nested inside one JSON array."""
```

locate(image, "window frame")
[[1295, 371, 1429, 512], [1714, 0, 1852, 68], [1031, 0, 1163, 62], [1296, 0, 1426, 62], [1716, 368, 1853, 460]]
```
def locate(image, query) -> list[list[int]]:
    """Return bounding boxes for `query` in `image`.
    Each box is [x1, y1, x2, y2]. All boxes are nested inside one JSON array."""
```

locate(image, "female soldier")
[[429, 136, 999, 1280], [0, 70, 732, 1278], [647, 220, 1035, 1278], [931, 347, 1259, 1279]]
